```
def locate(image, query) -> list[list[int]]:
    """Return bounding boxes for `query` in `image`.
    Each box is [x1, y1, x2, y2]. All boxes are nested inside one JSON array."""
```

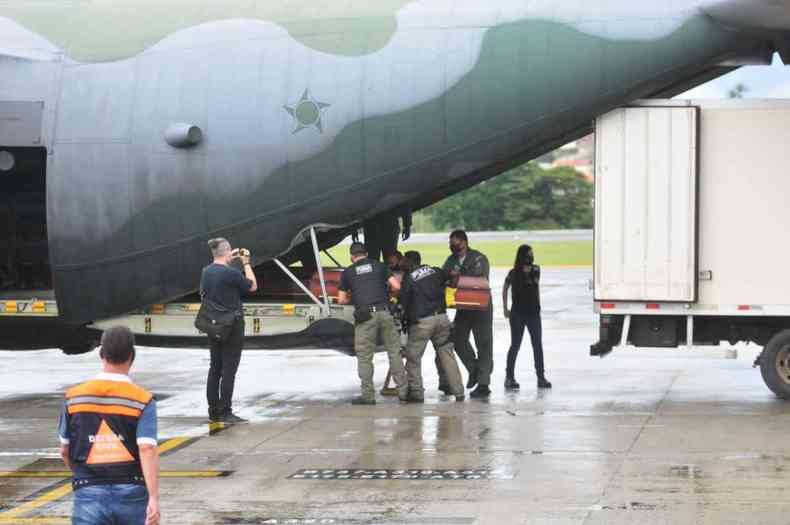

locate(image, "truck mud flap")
[[590, 315, 623, 357]]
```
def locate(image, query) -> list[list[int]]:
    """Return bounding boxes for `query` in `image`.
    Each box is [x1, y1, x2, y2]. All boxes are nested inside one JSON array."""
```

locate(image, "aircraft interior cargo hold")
[[0, 147, 50, 292]]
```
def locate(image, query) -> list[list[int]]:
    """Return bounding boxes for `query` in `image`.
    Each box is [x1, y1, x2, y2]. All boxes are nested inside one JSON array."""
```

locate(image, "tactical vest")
[[342, 258, 390, 308], [64, 380, 153, 489]]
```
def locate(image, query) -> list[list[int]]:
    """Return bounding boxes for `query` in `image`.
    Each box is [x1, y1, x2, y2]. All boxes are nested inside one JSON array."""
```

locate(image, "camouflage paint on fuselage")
[[0, 1, 786, 324], [0, 0, 416, 61], [0, 1, 755, 63]]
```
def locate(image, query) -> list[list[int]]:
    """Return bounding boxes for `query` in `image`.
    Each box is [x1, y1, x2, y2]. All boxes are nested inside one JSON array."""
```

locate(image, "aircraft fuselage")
[[0, 1, 787, 348]]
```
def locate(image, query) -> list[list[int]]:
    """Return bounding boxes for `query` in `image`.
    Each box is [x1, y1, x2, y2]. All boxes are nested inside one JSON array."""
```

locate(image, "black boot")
[[469, 385, 491, 398], [504, 376, 520, 391], [221, 408, 248, 423], [537, 375, 552, 389], [208, 406, 222, 423], [466, 366, 479, 389]]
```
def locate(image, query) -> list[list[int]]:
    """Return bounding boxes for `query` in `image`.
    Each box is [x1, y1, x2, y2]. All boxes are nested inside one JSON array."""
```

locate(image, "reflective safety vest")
[[64, 379, 153, 489]]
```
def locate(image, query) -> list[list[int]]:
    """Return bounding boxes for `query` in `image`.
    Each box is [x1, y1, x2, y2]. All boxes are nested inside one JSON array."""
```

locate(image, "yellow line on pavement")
[[0, 437, 187, 520], [157, 436, 191, 455], [0, 473, 71, 478], [0, 484, 72, 520], [161, 470, 228, 478], [0, 471, 227, 478], [0, 518, 69, 524]]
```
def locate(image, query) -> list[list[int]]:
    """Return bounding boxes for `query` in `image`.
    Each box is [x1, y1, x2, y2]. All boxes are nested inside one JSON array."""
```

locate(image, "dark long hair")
[[512, 244, 532, 285], [513, 244, 532, 268]]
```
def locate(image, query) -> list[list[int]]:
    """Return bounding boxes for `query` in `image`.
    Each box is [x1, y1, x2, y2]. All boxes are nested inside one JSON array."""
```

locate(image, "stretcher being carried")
[[445, 277, 491, 311]]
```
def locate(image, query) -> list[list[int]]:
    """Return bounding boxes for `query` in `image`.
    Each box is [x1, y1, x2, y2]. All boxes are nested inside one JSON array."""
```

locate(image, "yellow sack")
[[445, 287, 457, 309]]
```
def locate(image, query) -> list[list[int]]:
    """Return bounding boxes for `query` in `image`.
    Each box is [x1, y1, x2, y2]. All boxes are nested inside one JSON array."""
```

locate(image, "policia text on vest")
[[338, 242, 408, 405], [399, 251, 465, 402], [58, 326, 161, 525]]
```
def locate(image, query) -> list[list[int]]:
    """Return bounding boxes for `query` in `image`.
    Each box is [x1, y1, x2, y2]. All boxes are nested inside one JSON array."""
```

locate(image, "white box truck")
[[590, 99, 790, 397]]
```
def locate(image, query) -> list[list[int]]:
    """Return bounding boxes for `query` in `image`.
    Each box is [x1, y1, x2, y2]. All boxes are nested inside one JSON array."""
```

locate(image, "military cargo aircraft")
[[1, 1, 789, 352]]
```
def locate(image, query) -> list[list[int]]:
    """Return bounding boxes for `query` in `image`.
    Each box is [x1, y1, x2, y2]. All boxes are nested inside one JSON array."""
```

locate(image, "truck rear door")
[[594, 105, 699, 302]]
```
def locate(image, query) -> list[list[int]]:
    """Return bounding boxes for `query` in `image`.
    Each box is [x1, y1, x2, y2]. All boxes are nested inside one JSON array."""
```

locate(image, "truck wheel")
[[759, 330, 790, 399]]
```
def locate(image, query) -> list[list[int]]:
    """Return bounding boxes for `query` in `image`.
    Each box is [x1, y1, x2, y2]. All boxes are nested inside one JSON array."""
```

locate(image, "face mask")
[[450, 243, 462, 255]]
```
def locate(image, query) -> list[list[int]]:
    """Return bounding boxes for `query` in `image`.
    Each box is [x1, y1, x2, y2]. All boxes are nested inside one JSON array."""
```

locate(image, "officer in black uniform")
[[357, 207, 413, 262], [443, 230, 493, 398], [337, 242, 408, 404], [400, 251, 465, 402]]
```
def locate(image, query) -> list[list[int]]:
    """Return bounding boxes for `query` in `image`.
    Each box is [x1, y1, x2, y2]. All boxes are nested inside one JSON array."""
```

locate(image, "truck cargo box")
[[595, 100, 790, 315]]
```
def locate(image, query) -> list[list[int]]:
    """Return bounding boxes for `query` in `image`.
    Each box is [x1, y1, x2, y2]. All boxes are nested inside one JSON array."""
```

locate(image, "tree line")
[[421, 162, 593, 232]]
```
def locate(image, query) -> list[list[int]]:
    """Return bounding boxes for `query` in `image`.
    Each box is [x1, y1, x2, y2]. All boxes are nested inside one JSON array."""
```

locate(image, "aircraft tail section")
[[703, 0, 790, 63], [704, 0, 790, 32]]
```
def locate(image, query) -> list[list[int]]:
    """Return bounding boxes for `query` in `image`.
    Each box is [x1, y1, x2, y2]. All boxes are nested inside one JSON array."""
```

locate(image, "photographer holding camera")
[[200, 238, 257, 423]]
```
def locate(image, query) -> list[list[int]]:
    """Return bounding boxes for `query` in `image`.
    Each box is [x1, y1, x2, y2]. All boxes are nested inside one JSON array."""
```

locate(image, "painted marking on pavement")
[[0, 482, 72, 520], [157, 436, 195, 456], [217, 518, 477, 524], [0, 518, 69, 524], [0, 436, 213, 521], [0, 470, 231, 478], [288, 468, 514, 480]]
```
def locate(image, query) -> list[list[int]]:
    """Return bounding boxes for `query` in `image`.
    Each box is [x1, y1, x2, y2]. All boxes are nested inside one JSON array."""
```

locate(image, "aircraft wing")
[[0, 47, 55, 61]]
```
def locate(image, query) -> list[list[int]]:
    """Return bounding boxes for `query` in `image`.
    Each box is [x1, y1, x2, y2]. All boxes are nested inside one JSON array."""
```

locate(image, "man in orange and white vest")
[[58, 326, 160, 525]]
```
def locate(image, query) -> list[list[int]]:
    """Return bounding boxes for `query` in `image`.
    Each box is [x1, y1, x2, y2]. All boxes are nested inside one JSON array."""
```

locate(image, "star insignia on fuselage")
[[284, 89, 331, 134]]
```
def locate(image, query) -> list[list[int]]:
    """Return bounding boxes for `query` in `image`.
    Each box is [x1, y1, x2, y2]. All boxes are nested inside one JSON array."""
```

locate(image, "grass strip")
[[323, 240, 592, 268]]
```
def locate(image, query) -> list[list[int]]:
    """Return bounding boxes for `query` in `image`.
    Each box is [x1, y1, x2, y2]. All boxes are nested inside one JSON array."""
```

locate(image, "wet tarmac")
[[2, 268, 789, 524]]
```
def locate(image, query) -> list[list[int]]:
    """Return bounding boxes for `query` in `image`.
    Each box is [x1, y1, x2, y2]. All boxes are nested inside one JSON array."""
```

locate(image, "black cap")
[[349, 242, 367, 256]]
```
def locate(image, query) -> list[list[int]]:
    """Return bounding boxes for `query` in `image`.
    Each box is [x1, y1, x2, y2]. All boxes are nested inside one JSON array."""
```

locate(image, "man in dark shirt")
[[400, 251, 464, 402], [443, 230, 493, 398], [338, 242, 407, 404], [200, 238, 258, 423]]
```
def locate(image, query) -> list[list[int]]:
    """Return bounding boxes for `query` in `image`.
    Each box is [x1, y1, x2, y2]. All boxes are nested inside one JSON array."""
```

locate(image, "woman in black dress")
[[502, 244, 552, 390]]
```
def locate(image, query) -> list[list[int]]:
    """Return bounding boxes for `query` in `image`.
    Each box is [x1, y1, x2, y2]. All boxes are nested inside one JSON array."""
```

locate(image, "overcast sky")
[[680, 54, 790, 98]]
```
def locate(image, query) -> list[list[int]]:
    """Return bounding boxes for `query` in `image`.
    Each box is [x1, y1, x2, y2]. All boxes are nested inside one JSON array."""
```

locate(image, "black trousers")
[[507, 310, 544, 377], [206, 318, 244, 413], [452, 305, 494, 387], [363, 218, 399, 262]]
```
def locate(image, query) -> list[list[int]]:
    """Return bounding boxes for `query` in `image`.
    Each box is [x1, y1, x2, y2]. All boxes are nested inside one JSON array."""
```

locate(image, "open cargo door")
[[594, 105, 699, 302], [0, 102, 50, 293]]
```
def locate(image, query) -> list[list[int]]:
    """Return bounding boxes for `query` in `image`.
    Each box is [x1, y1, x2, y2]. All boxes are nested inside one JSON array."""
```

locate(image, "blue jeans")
[[73, 484, 148, 525]]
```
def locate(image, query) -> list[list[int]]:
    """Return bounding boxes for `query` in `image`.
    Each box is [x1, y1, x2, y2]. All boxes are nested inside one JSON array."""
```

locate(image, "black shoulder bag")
[[194, 294, 237, 343]]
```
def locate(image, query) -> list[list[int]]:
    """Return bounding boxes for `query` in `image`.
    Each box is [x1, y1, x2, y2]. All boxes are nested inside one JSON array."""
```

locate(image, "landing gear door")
[[594, 105, 699, 302]]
